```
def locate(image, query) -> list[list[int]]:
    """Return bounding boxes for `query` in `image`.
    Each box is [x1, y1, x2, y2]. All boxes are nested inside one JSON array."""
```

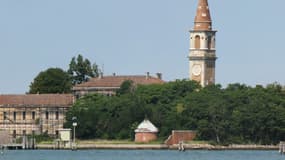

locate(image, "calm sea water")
[[0, 150, 283, 160]]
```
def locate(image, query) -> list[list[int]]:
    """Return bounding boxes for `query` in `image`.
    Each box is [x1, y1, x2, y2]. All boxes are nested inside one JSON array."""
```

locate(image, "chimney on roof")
[[146, 72, 150, 79], [156, 73, 162, 80]]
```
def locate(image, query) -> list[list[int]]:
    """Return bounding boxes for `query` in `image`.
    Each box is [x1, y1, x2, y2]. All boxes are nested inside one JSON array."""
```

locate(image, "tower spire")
[[194, 0, 212, 30]]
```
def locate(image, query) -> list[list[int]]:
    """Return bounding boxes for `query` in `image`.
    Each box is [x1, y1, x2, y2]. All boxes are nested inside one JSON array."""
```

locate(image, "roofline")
[[0, 93, 73, 96], [135, 130, 159, 133], [72, 87, 120, 91], [189, 30, 217, 33], [172, 130, 196, 133], [0, 104, 72, 108]]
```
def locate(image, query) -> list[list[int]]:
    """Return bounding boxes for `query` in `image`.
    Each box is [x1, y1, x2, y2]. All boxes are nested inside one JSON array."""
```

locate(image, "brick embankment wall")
[[165, 130, 196, 145], [169, 144, 278, 150], [77, 144, 168, 150], [37, 144, 169, 150]]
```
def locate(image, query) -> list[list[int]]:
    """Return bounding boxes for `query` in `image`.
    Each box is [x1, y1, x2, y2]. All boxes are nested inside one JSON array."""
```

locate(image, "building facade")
[[189, 0, 217, 87], [0, 94, 74, 137], [73, 73, 164, 98]]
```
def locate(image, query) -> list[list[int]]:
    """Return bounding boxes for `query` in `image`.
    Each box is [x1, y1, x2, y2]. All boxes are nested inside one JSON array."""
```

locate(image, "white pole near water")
[[72, 116, 77, 151], [280, 141, 285, 154]]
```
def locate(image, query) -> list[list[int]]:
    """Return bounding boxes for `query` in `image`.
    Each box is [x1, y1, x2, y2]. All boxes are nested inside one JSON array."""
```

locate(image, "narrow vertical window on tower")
[[208, 36, 212, 50], [195, 35, 201, 49], [212, 37, 215, 49]]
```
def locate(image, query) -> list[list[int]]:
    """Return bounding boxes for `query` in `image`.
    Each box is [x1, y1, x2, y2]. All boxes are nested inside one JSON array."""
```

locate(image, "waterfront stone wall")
[[165, 130, 196, 145]]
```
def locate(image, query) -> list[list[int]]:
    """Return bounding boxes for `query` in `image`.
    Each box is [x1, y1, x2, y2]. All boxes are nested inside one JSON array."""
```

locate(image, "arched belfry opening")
[[195, 35, 201, 49]]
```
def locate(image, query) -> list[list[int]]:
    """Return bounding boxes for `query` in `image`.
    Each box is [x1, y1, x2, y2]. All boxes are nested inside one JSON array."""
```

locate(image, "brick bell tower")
[[189, 0, 217, 87]]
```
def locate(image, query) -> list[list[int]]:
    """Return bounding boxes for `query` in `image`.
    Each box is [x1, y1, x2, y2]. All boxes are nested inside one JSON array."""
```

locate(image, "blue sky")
[[0, 0, 284, 94]]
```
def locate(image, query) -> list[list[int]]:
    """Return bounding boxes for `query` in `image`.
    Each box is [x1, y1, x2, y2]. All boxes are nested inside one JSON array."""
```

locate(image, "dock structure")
[[1, 143, 24, 150], [280, 142, 285, 154], [1, 140, 36, 150], [0, 133, 36, 150]]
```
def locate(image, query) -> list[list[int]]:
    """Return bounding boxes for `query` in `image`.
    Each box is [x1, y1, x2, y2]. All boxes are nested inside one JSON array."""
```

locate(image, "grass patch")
[[78, 139, 165, 145], [184, 140, 209, 144], [38, 141, 54, 144], [78, 139, 134, 144]]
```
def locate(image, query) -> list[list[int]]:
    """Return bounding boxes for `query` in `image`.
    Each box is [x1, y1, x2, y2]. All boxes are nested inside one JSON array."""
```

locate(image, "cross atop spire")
[[194, 0, 212, 31]]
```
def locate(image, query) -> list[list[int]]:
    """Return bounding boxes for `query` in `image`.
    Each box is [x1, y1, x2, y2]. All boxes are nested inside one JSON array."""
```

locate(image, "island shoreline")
[[36, 143, 279, 150]]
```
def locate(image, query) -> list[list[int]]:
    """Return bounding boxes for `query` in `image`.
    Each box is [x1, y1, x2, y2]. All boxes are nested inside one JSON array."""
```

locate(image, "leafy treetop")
[[29, 68, 72, 94], [68, 54, 100, 85]]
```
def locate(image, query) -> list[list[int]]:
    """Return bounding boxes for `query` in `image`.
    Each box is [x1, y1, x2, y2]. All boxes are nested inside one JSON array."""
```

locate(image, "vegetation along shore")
[[64, 80, 285, 145]]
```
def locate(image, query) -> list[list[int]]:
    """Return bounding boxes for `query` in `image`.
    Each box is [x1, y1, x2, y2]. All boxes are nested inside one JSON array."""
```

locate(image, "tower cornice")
[[189, 30, 217, 33], [189, 48, 216, 51], [188, 56, 217, 61]]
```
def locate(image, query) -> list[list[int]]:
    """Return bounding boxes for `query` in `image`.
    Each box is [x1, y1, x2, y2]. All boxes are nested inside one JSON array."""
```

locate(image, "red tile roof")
[[0, 94, 74, 106], [73, 75, 164, 90]]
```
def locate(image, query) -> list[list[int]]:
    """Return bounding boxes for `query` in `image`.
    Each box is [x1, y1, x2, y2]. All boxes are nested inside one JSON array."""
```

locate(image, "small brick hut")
[[135, 119, 158, 143]]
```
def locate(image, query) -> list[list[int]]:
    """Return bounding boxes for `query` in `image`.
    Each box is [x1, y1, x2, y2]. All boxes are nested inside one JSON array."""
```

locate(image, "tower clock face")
[[192, 65, 202, 76]]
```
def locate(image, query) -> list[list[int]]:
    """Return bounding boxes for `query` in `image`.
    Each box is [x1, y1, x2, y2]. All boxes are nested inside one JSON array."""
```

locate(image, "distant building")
[[0, 94, 74, 138], [189, 0, 217, 87], [73, 73, 164, 98], [135, 119, 158, 143]]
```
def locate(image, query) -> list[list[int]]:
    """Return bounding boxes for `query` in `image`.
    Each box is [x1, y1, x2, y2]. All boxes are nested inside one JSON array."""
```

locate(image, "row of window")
[[13, 130, 33, 137], [3, 111, 59, 121], [11, 130, 59, 137], [13, 130, 59, 138]]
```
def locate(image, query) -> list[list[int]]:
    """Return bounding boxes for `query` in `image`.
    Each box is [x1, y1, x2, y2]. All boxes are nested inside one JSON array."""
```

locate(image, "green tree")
[[29, 68, 72, 94], [68, 54, 100, 85], [116, 80, 135, 95]]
